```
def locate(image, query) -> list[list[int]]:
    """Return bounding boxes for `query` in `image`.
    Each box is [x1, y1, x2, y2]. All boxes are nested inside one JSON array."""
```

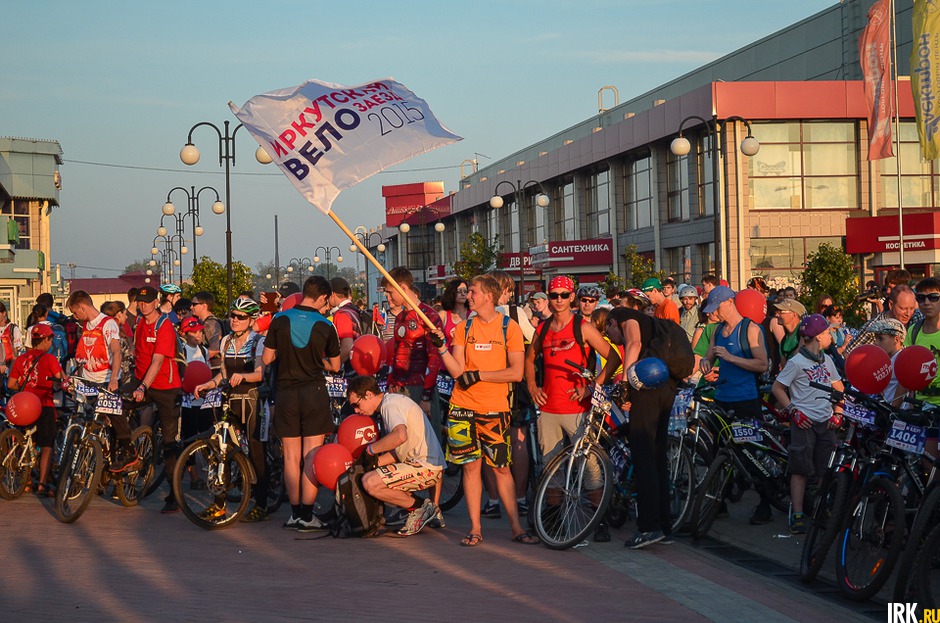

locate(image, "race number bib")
[[73, 379, 98, 397], [843, 397, 877, 427], [201, 389, 223, 409], [324, 374, 348, 399], [95, 393, 122, 416], [730, 420, 763, 444], [436, 374, 455, 397], [886, 420, 927, 455]]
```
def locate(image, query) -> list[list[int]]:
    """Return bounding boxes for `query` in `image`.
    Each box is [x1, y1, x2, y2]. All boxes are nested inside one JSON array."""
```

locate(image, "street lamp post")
[[489, 180, 550, 303], [180, 120, 272, 306], [287, 257, 315, 286], [352, 228, 385, 306], [313, 246, 343, 280], [163, 185, 224, 273], [151, 235, 180, 285], [669, 115, 760, 284], [156, 213, 190, 282]]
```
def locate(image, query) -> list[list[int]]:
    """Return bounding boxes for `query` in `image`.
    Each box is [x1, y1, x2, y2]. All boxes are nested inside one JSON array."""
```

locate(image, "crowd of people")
[[4, 264, 939, 553]]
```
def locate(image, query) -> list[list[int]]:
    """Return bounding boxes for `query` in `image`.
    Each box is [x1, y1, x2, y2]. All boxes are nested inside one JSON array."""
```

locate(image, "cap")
[[774, 299, 807, 316], [799, 313, 830, 338], [180, 317, 205, 334], [530, 292, 548, 301], [869, 318, 906, 341], [640, 277, 662, 292], [278, 281, 301, 296], [702, 285, 735, 314], [30, 323, 53, 340], [329, 277, 350, 296], [136, 286, 158, 303], [548, 276, 575, 292]]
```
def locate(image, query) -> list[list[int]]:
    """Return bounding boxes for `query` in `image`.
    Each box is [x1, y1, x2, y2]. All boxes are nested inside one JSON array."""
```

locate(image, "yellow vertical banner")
[[912, 0, 940, 160]]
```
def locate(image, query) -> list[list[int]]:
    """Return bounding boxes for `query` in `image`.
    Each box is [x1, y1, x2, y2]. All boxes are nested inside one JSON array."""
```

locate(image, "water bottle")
[[754, 449, 781, 477]]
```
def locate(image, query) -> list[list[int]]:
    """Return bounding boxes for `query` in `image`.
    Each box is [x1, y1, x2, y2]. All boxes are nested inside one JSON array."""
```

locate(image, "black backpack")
[[607, 308, 693, 381], [329, 464, 384, 538]]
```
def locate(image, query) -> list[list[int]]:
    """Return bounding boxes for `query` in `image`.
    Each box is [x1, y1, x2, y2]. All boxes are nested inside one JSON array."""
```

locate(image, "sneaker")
[[660, 533, 675, 545], [200, 503, 226, 521], [594, 522, 611, 543], [242, 504, 270, 523], [282, 515, 301, 530], [428, 505, 446, 529], [110, 446, 141, 473], [517, 500, 529, 516], [295, 516, 328, 533], [749, 505, 773, 526], [625, 530, 664, 549], [789, 512, 807, 535], [160, 499, 180, 514], [397, 499, 436, 537], [385, 508, 408, 528], [482, 501, 502, 519]]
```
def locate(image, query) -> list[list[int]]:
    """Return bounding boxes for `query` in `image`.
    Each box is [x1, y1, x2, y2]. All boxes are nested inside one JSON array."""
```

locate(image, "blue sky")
[[3, 0, 834, 278]]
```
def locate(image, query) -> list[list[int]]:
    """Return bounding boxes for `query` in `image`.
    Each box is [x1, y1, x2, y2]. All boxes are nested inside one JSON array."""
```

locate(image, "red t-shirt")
[[538, 317, 591, 415], [134, 316, 181, 390], [10, 349, 62, 407]]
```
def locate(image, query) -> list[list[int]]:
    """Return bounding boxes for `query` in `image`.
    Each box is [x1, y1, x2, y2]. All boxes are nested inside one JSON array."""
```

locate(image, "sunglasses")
[[229, 313, 250, 320], [916, 292, 940, 303], [579, 297, 598, 304], [548, 292, 572, 300]]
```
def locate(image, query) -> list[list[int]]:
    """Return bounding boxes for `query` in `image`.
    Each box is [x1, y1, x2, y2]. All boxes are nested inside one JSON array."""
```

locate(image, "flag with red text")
[[230, 78, 462, 214], [860, 0, 894, 160]]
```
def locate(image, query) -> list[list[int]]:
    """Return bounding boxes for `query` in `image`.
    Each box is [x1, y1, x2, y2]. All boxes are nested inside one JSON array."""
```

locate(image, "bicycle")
[[0, 414, 40, 499], [55, 380, 155, 523], [172, 381, 256, 529], [531, 360, 615, 550]]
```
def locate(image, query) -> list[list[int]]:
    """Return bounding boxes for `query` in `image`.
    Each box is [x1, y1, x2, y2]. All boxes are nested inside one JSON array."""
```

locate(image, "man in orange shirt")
[[432, 274, 537, 547], [642, 278, 680, 323]]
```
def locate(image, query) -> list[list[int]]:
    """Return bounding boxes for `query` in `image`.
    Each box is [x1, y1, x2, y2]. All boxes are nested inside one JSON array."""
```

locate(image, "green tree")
[[183, 256, 253, 317], [603, 271, 625, 296], [454, 233, 502, 281], [124, 258, 160, 275], [799, 243, 863, 324], [623, 244, 664, 288]]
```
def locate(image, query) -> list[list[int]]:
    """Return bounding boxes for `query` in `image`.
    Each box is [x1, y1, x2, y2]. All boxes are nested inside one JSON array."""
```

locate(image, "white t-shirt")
[[378, 393, 444, 468], [776, 350, 840, 422], [81, 313, 121, 384]]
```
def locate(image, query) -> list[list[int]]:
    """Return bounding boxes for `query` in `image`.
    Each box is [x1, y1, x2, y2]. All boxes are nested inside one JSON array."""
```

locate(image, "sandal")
[[460, 533, 483, 547], [36, 484, 54, 498], [512, 530, 540, 545]]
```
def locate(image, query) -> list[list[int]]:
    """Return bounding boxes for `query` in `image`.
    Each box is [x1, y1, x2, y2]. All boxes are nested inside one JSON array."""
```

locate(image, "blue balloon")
[[627, 357, 669, 390]]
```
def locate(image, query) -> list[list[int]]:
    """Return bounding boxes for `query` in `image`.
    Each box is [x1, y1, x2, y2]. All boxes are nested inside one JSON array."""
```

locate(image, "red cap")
[[30, 323, 53, 340], [180, 317, 205, 334], [548, 276, 575, 292]]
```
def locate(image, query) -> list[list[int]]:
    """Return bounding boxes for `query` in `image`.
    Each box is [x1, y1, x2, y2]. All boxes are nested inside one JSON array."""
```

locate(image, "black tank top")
[[222, 333, 261, 395]]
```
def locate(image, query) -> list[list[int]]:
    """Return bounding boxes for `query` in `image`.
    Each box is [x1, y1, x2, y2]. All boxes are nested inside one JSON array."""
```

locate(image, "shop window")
[[624, 155, 653, 230], [881, 121, 940, 209], [667, 151, 690, 222]]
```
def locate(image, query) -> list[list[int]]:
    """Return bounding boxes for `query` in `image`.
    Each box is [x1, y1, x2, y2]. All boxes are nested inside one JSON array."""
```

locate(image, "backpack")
[[329, 464, 384, 538], [60, 316, 81, 360], [735, 317, 772, 382], [154, 314, 187, 384], [644, 316, 695, 381]]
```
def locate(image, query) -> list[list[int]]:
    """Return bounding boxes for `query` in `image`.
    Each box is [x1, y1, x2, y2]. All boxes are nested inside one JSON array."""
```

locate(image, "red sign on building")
[[845, 213, 940, 254], [497, 252, 540, 276], [529, 238, 614, 269]]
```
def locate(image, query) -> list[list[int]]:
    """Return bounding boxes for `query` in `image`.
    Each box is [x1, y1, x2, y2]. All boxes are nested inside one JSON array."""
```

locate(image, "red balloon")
[[313, 443, 354, 490], [6, 392, 42, 427], [735, 289, 767, 323], [894, 345, 938, 392], [281, 292, 302, 311], [337, 415, 378, 458], [182, 361, 213, 394], [845, 344, 893, 395], [351, 334, 386, 376], [385, 338, 395, 366]]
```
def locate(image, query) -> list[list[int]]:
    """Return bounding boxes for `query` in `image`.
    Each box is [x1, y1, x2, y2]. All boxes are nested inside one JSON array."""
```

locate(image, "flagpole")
[[327, 210, 439, 331], [891, 0, 905, 269]]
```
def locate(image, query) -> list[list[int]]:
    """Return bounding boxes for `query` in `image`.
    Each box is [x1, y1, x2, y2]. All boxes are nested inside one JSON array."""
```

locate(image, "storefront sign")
[[525, 238, 613, 269], [497, 252, 539, 276], [846, 213, 940, 254]]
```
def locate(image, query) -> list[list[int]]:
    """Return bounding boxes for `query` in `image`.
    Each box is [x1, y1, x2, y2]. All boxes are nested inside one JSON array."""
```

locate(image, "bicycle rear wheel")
[[895, 486, 940, 601], [914, 522, 940, 609], [0, 428, 29, 500], [115, 426, 154, 507], [55, 439, 103, 523], [264, 435, 287, 515], [836, 475, 905, 601], [667, 436, 694, 533], [533, 444, 613, 550], [800, 469, 851, 583], [143, 422, 165, 498], [174, 439, 253, 530], [690, 451, 733, 540], [437, 460, 464, 512]]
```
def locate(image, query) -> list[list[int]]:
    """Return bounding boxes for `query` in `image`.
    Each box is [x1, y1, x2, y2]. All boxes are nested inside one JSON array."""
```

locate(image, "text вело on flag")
[[860, 0, 894, 161], [229, 78, 462, 214], [912, 0, 940, 160]]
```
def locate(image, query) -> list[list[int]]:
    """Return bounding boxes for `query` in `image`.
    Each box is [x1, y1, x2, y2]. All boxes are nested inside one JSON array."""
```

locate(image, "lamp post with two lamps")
[[163, 186, 224, 273], [313, 246, 343, 279], [287, 257, 316, 286], [179, 120, 272, 306], [351, 227, 386, 306], [669, 115, 760, 285], [489, 180, 550, 303]]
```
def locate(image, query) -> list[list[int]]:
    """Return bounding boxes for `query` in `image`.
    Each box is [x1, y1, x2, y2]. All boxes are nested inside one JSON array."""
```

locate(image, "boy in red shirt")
[[8, 324, 65, 495]]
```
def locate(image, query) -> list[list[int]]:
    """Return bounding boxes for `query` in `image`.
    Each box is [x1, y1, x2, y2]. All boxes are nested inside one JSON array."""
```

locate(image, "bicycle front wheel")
[[836, 475, 905, 601], [143, 422, 165, 498], [115, 426, 154, 507], [55, 439, 103, 524], [174, 439, 252, 530], [895, 486, 940, 602], [914, 522, 940, 609], [533, 444, 613, 550], [690, 451, 733, 540], [666, 436, 694, 533], [0, 428, 29, 499], [264, 435, 287, 515], [800, 469, 851, 583]]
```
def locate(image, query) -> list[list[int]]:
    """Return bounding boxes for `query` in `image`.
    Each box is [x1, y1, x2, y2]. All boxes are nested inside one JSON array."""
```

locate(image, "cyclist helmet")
[[625, 288, 651, 305], [230, 297, 261, 318], [627, 358, 669, 390], [576, 285, 603, 299], [678, 285, 698, 299], [159, 283, 182, 294]]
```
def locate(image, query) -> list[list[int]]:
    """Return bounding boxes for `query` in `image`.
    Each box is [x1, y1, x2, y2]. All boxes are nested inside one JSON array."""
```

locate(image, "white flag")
[[230, 78, 462, 214]]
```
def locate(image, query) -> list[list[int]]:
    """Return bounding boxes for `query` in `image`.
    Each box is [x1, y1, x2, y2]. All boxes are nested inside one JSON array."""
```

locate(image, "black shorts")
[[274, 384, 334, 438], [34, 406, 57, 448]]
